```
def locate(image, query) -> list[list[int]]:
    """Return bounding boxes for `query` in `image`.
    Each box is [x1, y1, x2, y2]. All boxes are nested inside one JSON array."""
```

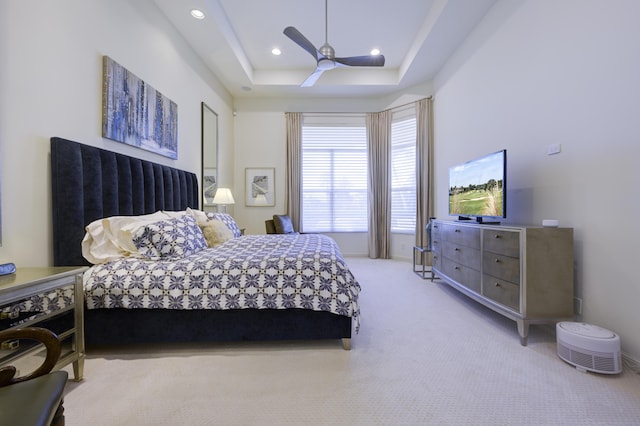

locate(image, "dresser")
[[0, 267, 87, 380], [431, 220, 574, 345]]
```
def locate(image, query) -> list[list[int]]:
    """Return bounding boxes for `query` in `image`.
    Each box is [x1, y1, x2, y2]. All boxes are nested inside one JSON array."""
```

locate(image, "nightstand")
[[0, 267, 87, 381]]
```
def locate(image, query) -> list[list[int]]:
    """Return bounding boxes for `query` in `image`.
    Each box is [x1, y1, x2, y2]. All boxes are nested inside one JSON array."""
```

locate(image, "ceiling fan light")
[[370, 48, 381, 56], [317, 58, 336, 70], [271, 48, 281, 56]]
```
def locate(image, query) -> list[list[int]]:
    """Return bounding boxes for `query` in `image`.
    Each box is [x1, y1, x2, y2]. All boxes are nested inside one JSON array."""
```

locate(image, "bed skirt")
[[84, 308, 352, 347]]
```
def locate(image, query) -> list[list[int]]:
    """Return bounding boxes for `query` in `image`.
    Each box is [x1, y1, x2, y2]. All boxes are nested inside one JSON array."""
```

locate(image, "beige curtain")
[[416, 98, 435, 257], [285, 112, 302, 231], [366, 110, 392, 259]]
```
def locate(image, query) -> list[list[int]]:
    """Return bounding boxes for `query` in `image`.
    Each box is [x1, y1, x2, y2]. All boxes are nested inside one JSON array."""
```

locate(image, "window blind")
[[391, 116, 417, 233], [301, 124, 368, 232]]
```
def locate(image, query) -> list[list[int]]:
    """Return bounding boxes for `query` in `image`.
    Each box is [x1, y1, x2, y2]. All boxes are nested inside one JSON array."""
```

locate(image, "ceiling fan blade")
[[283, 26, 321, 61], [300, 68, 325, 87], [335, 55, 386, 67]]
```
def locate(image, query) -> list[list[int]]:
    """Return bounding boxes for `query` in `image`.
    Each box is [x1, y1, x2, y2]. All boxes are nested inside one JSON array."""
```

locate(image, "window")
[[301, 116, 368, 232], [390, 113, 417, 233]]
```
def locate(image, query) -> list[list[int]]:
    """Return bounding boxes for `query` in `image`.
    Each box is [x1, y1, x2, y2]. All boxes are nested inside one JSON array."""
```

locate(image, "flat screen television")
[[448, 149, 506, 224]]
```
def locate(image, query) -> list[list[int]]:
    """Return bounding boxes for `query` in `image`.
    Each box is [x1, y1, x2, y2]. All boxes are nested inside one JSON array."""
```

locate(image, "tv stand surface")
[[431, 220, 574, 345], [475, 217, 500, 224], [456, 216, 501, 224]]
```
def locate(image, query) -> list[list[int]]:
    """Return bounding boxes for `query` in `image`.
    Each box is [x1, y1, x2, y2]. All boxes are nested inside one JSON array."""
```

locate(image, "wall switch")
[[547, 144, 561, 155]]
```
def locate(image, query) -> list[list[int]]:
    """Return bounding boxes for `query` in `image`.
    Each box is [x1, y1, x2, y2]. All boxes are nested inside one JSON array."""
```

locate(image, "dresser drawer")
[[431, 221, 442, 240], [483, 275, 520, 311], [0, 285, 75, 331], [443, 242, 481, 271], [442, 223, 481, 249], [0, 330, 74, 371], [442, 258, 481, 293], [0, 266, 87, 381], [432, 251, 442, 271], [483, 252, 520, 284], [483, 229, 520, 258]]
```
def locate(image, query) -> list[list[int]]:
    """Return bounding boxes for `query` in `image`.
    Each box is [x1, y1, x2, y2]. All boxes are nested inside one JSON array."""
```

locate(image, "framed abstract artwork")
[[245, 167, 275, 206], [203, 168, 217, 206], [102, 55, 178, 159]]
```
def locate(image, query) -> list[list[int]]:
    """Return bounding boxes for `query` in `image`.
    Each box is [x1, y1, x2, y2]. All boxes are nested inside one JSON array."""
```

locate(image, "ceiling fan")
[[283, 0, 385, 87]]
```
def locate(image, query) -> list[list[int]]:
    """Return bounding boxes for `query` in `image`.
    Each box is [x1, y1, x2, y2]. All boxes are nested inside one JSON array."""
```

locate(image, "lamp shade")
[[212, 188, 235, 205]]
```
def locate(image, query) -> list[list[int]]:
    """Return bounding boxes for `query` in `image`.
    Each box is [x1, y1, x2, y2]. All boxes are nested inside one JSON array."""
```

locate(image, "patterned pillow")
[[132, 215, 207, 260], [207, 213, 242, 237]]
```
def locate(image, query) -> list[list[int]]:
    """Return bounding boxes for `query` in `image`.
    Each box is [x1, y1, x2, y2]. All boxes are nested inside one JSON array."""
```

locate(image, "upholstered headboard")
[[51, 137, 199, 266]]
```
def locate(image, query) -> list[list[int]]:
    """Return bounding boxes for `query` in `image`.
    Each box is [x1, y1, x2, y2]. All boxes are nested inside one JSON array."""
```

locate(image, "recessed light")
[[272, 48, 281, 56], [190, 9, 205, 19], [370, 48, 380, 56]]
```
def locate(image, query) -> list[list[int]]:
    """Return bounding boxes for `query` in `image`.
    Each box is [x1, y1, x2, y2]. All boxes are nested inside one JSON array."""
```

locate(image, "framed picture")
[[245, 167, 275, 206], [203, 168, 217, 206], [102, 56, 178, 159]]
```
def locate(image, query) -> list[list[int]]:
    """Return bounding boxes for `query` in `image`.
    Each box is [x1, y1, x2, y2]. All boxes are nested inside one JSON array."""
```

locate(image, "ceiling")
[[153, 0, 497, 99]]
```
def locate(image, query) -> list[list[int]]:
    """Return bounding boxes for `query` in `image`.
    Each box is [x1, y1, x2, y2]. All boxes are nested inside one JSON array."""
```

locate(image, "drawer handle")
[[1, 340, 20, 350], [0, 311, 20, 320], [454, 266, 460, 270], [494, 282, 501, 288], [455, 229, 461, 233], [494, 258, 501, 263], [454, 248, 460, 252], [494, 235, 501, 239]]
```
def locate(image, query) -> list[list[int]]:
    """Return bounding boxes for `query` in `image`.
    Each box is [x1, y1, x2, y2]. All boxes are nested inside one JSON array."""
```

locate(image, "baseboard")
[[622, 353, 640, 374]]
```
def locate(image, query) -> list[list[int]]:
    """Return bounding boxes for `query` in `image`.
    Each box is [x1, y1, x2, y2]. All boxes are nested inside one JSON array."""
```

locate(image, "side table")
[[413, 246, 436, 281], [0, 266, 87, 381]]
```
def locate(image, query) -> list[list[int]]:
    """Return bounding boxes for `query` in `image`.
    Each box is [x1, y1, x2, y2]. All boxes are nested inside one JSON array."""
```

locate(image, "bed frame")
[[50, 137, 352, 349]]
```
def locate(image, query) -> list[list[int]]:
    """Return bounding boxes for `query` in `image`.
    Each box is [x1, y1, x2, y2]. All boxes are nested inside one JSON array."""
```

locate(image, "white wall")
[[232, 91, 433, 259], [434, 0, 640, 362], [0, 0, 233, 266], [6, 0, 629, 361]]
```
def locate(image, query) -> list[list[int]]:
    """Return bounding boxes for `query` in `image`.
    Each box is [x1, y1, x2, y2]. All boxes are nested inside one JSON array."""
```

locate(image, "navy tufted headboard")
[[51, 137, 199, 266]]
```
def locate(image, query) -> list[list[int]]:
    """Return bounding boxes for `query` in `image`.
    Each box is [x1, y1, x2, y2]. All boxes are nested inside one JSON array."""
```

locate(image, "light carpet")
[[62, 257, 640, 425]]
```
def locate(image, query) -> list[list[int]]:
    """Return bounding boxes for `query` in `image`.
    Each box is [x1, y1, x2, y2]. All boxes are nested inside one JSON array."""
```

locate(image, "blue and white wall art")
[[102, 56, 178, 159]]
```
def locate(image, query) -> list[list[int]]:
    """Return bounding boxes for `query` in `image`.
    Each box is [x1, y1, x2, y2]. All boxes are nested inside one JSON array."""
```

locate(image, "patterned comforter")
[[83, 233, 361, 331]]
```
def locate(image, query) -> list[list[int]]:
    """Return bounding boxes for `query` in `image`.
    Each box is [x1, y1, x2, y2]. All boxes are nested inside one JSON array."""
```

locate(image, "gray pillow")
[[273, 215, 295, 234]]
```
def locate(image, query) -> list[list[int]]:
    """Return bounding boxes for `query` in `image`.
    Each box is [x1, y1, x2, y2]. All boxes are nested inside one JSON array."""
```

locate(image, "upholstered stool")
[[0, 328, 68, 426]]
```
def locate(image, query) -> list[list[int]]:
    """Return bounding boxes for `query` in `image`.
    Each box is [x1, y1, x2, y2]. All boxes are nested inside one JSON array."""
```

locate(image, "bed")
[[50, 137, 360, 349]]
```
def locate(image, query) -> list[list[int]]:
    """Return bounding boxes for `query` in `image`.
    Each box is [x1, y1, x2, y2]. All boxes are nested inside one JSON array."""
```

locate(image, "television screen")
[[448, 149, 506, 222]]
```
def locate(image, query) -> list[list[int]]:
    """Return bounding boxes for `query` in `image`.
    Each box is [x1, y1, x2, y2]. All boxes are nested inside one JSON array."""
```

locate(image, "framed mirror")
[[201, 102, 218, 208]]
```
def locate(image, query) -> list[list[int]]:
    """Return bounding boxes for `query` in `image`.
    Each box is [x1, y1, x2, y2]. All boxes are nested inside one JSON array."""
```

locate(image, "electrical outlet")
[[573, 297, 583, 315], [547, 144, 561, 155]]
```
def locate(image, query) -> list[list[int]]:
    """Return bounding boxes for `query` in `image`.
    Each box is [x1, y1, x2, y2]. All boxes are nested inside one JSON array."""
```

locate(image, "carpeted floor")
[[62, 257, 640, 425]]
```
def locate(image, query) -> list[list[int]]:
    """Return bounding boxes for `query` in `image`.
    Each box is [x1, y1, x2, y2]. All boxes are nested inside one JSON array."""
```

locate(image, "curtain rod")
[[295, 96, 432, 116], [384, 96, 432, 113]]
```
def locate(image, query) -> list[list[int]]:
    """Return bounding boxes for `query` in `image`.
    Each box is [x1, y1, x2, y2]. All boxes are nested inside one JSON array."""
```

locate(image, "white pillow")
[[82, 220, 124, 264], [186, 207, 209, 225], [103, 211, 169, 253], [81, 211, 169, 264]]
